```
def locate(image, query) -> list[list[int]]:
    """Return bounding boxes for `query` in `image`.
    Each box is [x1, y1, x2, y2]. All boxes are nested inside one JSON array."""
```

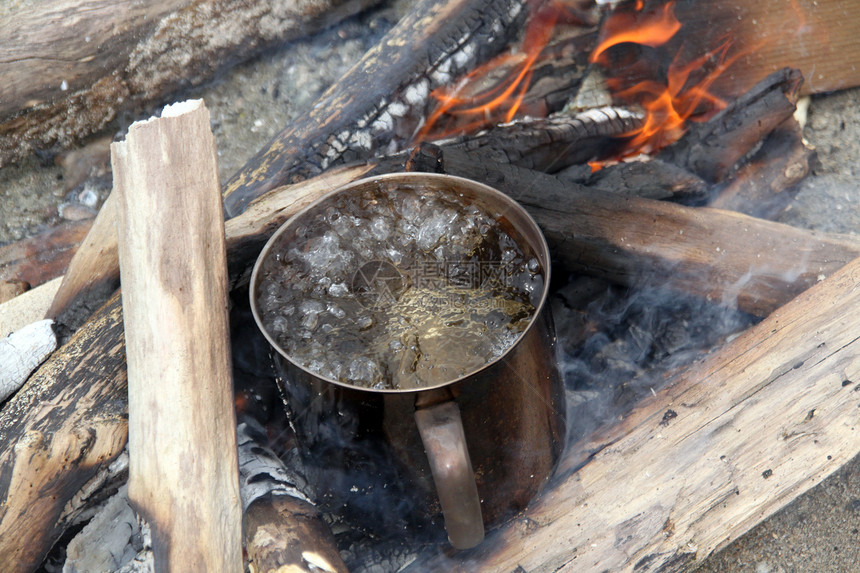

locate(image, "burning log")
[[112, 100, 243, 570], [709, 117, 816, 218], [657, 67, 803, 183], [0, 0, 381, 166], [404, 252, 860, 572], [221, 0, 535, 215]]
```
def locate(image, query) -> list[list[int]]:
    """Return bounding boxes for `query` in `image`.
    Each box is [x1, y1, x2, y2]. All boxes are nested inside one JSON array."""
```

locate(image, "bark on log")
[[0, 0, 380, 166], [404, 254, 860, 572], [113, 100, 242, 571], [0, 290, 127, 572], [222, 0, 535, 215]]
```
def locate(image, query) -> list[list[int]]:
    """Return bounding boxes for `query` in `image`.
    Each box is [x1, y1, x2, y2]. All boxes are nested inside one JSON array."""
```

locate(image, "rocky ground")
[[2, 1, 860, 570]]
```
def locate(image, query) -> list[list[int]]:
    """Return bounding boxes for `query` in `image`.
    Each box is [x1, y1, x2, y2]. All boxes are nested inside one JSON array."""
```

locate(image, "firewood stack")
[[2, 0, 860, 571]]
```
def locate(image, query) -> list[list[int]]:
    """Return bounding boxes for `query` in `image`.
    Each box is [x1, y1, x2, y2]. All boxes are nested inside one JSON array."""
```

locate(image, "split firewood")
[[674, 0, 860, 97], [0, 290, 127, 572], [0, 217, 93, 288], [658, 67, 803, 183], [404, 253, 860, 572], [238, 421, 348, 573], [710, 117, 817, 218], [0, 319, 57, 402], [113, 100, 243, 570], [45, 193, 120, 335], [222, 0, 536, 215], [0, 0, 381, 166]]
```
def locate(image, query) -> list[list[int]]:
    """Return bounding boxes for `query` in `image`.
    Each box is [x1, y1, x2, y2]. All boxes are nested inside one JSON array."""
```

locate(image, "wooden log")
[[238, 422, 347, 573], [113, 100, 242, 571], [221, 0, 534, 215], [0, 0, 380, 166], [657, 68, 802, 184], [0, 290, 127, 572], [45, 193, 120, 331], [675, 0, 860, 97], [407, 145, 860, 317], [709, 118, 816, 218], [404, 254, 860, 572], [0, 218, 93, 288], [0, 320, 57, 402]]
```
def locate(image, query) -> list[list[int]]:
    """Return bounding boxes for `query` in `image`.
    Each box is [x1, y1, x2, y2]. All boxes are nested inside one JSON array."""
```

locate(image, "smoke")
[[550, 273, 756, 444]]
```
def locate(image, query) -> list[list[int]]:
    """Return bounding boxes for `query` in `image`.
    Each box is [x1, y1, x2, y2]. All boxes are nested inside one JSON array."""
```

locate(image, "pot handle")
[[414, 398, 484, 549]]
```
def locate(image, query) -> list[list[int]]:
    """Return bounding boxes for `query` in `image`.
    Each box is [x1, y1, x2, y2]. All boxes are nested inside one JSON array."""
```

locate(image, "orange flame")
[[416, 1, 568, 141], [589, 1, 681, 64], [590, 1, 746, 158]]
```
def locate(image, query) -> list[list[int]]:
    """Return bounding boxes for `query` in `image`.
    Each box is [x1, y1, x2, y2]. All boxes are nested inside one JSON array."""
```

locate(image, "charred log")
[[222, 0, 536, 216], [658, 67, 803, 183], [709, 117, 817, 218]]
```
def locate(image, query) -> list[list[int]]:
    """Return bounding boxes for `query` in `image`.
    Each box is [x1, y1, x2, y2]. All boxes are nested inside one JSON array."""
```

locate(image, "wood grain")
[[114, 100, 242, 572]]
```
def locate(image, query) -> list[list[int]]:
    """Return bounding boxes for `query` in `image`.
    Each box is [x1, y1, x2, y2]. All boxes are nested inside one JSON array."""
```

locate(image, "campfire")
[[2, 0, 860, 571]]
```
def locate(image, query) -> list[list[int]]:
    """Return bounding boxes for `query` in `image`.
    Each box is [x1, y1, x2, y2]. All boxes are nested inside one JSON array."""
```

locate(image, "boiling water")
[[256, 183, 543, 390]]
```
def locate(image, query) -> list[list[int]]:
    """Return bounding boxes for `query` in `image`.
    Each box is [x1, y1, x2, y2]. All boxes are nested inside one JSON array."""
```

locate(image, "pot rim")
[[249, 172, 552, 394]]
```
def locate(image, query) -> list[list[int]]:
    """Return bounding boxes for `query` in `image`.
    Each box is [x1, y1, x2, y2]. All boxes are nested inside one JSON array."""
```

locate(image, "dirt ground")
[[2, 2, 859, 570]]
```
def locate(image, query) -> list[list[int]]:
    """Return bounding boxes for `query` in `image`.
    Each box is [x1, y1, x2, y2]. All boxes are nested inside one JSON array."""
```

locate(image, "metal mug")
[[250, 173, 565, 549]]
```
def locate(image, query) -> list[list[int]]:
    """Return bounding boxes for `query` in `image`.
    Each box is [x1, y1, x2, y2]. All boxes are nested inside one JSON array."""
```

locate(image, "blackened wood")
[[0, 290, 127, 572], [437, 106, 644, 173], [563, 158, 709, 203], [0, 0, 380, 166], [658, 68, 802, 183], [709, 118, 816, 218], [222, 0, 535, 216]]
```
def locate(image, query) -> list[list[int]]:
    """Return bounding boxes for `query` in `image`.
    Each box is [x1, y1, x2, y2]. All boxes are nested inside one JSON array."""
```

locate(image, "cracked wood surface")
[[404, 254, 860, 573], [0, 0, 379, 166]]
